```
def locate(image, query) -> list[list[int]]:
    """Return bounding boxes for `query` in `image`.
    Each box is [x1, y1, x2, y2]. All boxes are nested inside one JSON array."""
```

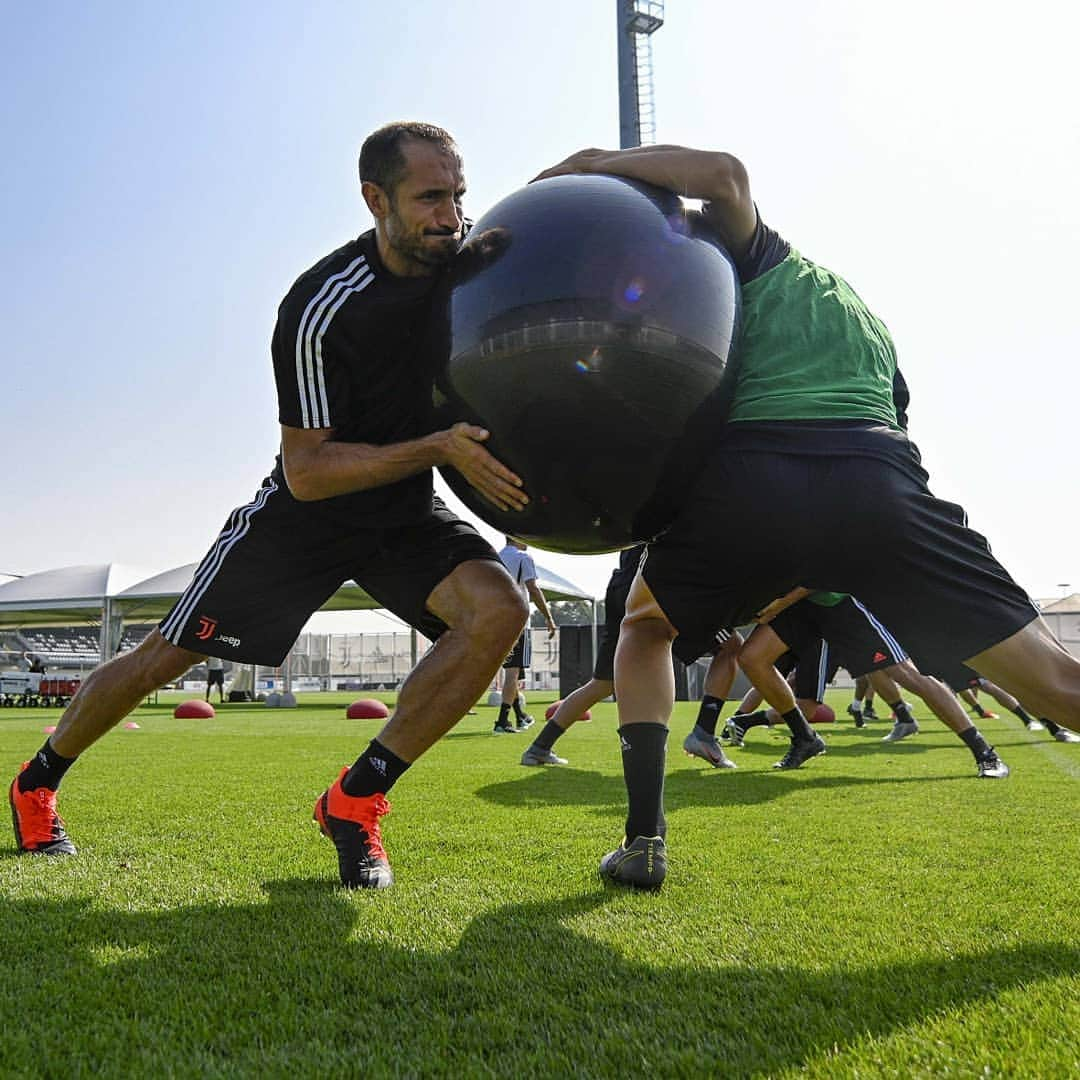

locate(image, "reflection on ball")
[[434, 173, 740, 554]]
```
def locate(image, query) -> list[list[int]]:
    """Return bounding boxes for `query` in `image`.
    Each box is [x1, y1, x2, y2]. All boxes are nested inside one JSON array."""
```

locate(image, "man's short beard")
[[386, 208, 459, 268]]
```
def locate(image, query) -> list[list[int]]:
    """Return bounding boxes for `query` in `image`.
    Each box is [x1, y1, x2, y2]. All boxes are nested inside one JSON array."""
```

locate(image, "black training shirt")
[[270, 230, 442, 525]]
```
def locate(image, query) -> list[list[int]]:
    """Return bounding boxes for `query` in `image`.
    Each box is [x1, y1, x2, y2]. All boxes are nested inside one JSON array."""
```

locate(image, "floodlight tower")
[[616, 0, 665, 148]]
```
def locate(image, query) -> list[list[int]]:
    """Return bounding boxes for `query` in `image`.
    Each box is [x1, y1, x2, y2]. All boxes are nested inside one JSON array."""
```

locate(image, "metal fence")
[[275, 628, 561, 692]]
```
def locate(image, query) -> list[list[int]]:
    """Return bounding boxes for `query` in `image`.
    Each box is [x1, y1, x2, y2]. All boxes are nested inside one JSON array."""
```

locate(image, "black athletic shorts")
[[642, 425, 1038, 670], [593, 570, 632, 680], [772, 643, 828, 702], [923, 661, 982, 694], [207, 669, 225, 686], [159, 478, 500, 665], [770, 597, 906, 680], [503, 629, 532, 671], [593, 553, 728, 677]]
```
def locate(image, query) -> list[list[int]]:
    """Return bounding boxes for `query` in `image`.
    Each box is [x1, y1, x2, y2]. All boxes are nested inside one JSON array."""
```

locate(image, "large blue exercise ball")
[[433, 173, 740, 554]]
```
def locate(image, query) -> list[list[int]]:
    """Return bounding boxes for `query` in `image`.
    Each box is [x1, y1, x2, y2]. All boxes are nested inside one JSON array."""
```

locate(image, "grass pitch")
[[2, 690, 1078, 1077]]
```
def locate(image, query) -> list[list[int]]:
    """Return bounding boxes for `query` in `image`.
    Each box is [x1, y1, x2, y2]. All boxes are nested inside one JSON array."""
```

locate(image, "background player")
[[494, 537, 556, 734]]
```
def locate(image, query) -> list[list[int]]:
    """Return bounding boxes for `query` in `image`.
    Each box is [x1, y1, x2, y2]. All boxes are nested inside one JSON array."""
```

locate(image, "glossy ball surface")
[[434, 174, 740, 553]]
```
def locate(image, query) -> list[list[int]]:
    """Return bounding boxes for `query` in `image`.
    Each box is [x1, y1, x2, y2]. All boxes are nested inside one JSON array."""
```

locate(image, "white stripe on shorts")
[[160, 476, 279, 644], [850, 597, 908, 663]]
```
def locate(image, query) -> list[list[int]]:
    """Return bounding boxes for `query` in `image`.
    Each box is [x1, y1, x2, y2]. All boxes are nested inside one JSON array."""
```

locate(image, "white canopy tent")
[[0, 561, 597, 667]]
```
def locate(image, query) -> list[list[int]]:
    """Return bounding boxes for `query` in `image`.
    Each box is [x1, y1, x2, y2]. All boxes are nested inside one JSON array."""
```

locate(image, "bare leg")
[[51, 630, 203, 759], [977, 678, 1021, 712], [375, 560, 527, 762], [853, 674, 870, 704], [737, 685, 764, 713], [607, 574, 676, 861], [967, 617, 1080, 731], [501, 666, 521, 708], [551, 678, 613, 728], [702, 635, 742, 699], [879, 661, 972, 735], [614, 578, 677, 729], [738, 626, 801, 716]]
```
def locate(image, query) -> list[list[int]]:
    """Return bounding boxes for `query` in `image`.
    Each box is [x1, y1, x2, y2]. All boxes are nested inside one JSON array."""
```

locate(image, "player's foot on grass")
[[520, 745, 568, 766], [493, 722, 517, 735], [515, 715, 535, 731], [882, 720, 919, 742], [846, 703, 866, 728], [9, 764, 76, 855], [599, 835, 666, 889], [863, 704, 878, 720], [721, 716, 748, 747], [976, 750, 1010, 779], [313, 768, 392, 889], [773, 733, 827, 770], [1024, 718, 1045, 732], [1053, 727, 1080, 743], [683, 727, 737, 768]]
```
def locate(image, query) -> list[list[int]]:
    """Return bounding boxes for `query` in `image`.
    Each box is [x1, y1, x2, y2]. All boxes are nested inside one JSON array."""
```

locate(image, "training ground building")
[[0, 562, 594, 699]]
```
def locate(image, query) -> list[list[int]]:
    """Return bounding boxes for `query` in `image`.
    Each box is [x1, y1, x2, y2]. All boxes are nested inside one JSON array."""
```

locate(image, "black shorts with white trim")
[[159, 482, 498, 666], [642, 423, 1038, 670]]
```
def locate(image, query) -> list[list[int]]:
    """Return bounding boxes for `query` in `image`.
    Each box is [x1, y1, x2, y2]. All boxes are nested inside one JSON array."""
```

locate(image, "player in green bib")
[[536, 143, 1080, 888]]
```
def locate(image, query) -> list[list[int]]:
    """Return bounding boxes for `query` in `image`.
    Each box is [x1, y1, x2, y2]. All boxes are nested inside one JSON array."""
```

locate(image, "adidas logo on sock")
[[370, 757, 387, 776], [619, 735, 632, 752]]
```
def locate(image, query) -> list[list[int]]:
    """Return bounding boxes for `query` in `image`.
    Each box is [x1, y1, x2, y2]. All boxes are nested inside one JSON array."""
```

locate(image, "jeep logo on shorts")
[[215, 635, 241, 648], [195, 617, 218, 641]]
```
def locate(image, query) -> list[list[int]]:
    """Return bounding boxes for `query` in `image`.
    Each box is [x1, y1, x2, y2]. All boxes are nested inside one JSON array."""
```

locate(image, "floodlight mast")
[[616, 0, 665, 148]]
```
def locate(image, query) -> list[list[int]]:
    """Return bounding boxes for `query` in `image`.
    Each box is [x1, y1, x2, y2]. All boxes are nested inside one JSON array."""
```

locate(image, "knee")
[[132, 631, 204, 690], [494, 587, 529, 643], [737, 640, 767, 675], [461, 579, 528, 652], [621, 608, 676, 647]]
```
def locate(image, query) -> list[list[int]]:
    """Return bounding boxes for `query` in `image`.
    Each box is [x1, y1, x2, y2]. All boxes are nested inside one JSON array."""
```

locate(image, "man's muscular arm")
[[754, 587, 812, 625], [533, 144, 758, 255], [281, 423, 528, 512]]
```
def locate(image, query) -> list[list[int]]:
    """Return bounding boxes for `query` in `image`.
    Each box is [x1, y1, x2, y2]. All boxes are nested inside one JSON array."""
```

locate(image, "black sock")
[[619, 723, 668, 842], [972, 703, 990, 718], [18, 740, 77, 793], [783, 708, 815, 741], [890, 700, 914, 724], [1011, 705, 1035, 725], [341, 739, 410, 797], [497, 704, 511, 727], [694, 695, 725, 736], [512, 697, 526, 721], [1042, 718, 1063, 735], [532, 719, 565, 752], [735, 710, 770, 730], [959, 727, 992, 760]]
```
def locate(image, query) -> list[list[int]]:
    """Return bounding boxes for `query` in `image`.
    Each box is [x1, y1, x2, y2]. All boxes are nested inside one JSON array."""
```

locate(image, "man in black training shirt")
[[10, 122, 529, 889]]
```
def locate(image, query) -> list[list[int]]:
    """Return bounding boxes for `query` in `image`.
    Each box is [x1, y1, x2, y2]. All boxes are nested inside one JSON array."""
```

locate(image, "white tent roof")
[[1038, 592, 1080, 615], [0, 564, 155, 628], [0, 559, 594, 631]]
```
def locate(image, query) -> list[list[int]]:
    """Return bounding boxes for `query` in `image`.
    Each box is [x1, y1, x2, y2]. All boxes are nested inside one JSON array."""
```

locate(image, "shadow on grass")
[[474, 764, 968, 811], [0, 882, 1074, 1076]]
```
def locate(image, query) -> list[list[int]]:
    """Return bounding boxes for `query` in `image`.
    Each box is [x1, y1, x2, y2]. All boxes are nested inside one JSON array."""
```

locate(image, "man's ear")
[[361, 180, 390, 221]]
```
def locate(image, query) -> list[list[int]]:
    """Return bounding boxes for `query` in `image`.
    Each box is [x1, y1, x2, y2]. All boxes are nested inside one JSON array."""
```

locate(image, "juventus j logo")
[[195, 617, 218, 641]]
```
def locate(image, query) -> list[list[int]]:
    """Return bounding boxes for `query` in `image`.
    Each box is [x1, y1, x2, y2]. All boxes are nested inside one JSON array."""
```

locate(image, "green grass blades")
[[2, 691, 1079, 1077]]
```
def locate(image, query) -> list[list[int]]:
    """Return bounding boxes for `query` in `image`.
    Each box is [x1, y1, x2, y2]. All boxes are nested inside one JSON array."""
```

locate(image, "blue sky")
[[3, 1, 1079, 623]]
